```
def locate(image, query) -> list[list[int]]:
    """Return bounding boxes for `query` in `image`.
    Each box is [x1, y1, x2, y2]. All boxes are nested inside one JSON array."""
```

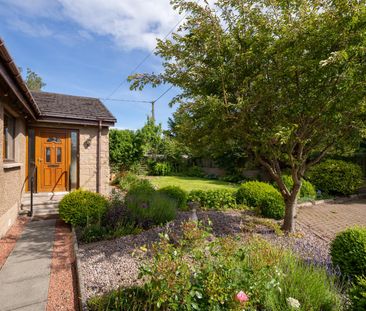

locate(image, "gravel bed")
[[78, 210, 331, 300], [47, 220, 78, 311]]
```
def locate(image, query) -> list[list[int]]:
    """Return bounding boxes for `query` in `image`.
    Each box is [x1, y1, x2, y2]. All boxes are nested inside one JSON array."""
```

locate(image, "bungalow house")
[[0, 38, 116, 237]]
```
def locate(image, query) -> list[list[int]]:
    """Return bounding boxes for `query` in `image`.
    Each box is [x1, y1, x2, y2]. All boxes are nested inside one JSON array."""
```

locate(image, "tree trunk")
[[282, 196, 297, 233], [282, 183, 301, 233]]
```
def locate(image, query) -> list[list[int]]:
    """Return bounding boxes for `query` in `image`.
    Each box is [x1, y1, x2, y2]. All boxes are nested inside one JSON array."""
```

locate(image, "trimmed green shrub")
[[236, 181, 285, 219], [349, 276, 366, 311], [158, 186, 188, 210], [301, 179, 317, 199], [150, 162, 172, 176], [126, 190, 177, 228], [330, 226, 366, 279], [188, 189, 237, 210], [89, 223, 343, 310], [308, 159, 363, 195], [59, 190, 108, 227], [279, 175, 316, 200]]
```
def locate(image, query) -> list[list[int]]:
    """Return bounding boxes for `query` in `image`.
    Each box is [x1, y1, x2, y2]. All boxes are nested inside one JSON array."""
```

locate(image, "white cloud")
[[58, 0, 182, 50], [6, 18, 53, 37], [0, 0, 185, 51]]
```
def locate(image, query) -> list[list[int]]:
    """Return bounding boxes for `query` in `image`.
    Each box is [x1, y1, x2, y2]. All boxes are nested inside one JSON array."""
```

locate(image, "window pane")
[[3, 113, 15, 160], [45, 147, 51, 162], [70, 131, 78, 189], [56, 147, 62, 162], [47, 137, 61, 143]]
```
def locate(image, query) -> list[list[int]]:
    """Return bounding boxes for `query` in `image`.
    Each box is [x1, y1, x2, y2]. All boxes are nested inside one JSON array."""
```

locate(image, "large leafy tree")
[[136, 117, 165, 158], [109, 129, 144, 172], [129, 0, 366, 232]]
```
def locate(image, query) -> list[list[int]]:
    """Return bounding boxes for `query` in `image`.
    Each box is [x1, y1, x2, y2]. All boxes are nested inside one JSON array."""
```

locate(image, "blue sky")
[[0, 0, 184, 129]]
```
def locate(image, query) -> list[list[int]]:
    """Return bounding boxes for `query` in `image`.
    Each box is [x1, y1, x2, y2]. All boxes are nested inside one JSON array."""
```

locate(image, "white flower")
[[287, 297, 301, 309]]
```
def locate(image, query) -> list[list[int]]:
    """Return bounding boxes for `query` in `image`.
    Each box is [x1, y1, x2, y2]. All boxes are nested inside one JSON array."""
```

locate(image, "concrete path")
[[297, 198, 366, 241], [0, 219, 55, 311]]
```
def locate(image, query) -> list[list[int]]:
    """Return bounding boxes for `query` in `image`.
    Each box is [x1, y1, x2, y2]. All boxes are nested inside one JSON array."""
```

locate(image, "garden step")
[[21, 203, 59, 218], [20, 192, 67, 218]]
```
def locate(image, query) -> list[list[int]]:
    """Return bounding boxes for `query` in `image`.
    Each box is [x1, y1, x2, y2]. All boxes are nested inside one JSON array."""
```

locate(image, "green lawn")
[[148, 176, 238, 192]]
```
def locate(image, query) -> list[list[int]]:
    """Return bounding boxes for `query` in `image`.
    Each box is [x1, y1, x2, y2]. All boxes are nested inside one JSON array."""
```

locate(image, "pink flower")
[[235, 291, 249, 304]]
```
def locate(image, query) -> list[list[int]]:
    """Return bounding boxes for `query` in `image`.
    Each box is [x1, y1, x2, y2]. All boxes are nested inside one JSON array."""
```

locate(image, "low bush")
[[77, 190, 143, 243], [79, 220, 142, 244], [279, 175, 316, 200], [104, 192, 131, 229], [236, 181, 285, 219], [126, 190, 177, 228], [89, 222, 343, 310], [150, 162, 172, 176], [330, 226, 366, 279], [158, 186, 188, 210], [219, 174, 246, 183], [128, 179, 156, 194], [184, 165, 204, 177], [79, 224, 109, 244], [88, 286, 150, 311], [188, 189, 237, 210], [308, 159, 363, 195], [59, 190, 108, 227], [349, 276, 366, 311], [118, 172, 141, 191], [129, 162, 148, 176]]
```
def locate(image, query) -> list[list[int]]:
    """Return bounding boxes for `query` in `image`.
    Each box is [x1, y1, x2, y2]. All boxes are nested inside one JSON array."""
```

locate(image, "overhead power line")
[[105, 3, 196, 99], [100, 98, 151, 103], [153, 85, 174, 103]]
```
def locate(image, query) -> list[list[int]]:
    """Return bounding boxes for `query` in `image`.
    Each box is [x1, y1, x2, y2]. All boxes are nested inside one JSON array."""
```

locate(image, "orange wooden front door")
[[36, 129, 70, 192]]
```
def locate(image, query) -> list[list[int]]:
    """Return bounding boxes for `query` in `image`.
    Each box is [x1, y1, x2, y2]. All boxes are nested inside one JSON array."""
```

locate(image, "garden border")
[[72, 228, 87, 311], [298, 193, 366, 208]]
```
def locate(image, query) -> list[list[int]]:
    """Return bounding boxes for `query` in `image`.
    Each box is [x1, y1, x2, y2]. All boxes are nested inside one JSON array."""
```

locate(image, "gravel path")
[[78, 210, 331, 300]]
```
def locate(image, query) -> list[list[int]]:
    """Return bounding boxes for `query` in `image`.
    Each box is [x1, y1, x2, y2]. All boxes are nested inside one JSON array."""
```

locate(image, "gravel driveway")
[[78, 210, 331, 300]]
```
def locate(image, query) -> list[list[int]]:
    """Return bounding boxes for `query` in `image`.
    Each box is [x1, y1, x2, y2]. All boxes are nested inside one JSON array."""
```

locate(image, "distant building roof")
[[31, 91, 116, 125]]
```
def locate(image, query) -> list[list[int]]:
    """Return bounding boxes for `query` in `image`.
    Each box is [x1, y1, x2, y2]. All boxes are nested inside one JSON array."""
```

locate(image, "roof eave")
[[0, 38, 41, 119], [35, 116, 116, 127]]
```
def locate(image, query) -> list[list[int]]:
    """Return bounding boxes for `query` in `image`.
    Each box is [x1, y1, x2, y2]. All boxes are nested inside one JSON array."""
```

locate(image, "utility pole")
[[151, 101, 155, 122]]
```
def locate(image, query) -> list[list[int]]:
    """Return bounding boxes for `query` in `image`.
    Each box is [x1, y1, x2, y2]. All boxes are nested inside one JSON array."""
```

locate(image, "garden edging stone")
[[72, 227, 87, 311]]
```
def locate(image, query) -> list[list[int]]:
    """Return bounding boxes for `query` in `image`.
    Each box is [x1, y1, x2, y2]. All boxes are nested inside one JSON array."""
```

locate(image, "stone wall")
[[0, 99, 27, 237], [79, 126, 110, 195]]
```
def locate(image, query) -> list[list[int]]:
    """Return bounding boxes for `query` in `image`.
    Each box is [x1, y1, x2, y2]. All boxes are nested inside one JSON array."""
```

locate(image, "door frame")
[[26, 127, 80, 193]]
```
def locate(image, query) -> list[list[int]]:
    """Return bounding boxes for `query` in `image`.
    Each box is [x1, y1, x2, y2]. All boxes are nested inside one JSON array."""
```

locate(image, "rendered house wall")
[[0, 99, 27, 238]]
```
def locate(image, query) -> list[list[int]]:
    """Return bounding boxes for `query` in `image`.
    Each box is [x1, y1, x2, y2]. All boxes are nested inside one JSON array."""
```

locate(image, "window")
[[3, 113, 15, 161], [70, 131, 78, 190], [47, 137, 61, 143], [45, 147, 51, 162], [56, 147, 62, 162]]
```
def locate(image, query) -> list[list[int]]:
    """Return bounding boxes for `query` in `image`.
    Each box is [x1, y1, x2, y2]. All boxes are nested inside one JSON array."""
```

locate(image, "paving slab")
[[0, 219, 56, 311], [297, 198, 366, 241]]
